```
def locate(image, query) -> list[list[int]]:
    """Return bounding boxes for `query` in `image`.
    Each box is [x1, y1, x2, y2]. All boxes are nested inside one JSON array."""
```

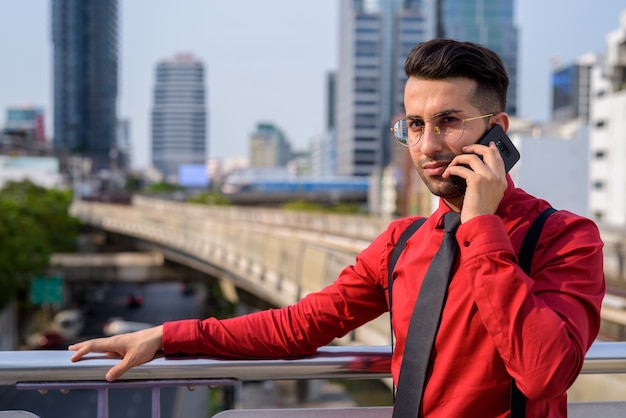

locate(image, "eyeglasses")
[[391, 112, 495, 147]]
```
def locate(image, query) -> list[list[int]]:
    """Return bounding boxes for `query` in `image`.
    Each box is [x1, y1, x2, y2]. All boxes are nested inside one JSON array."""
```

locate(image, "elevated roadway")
[[67, 195, 626, 346]]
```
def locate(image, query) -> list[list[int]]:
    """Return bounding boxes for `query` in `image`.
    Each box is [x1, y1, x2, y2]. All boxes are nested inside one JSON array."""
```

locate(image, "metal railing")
[[1, 343, 626, 418]]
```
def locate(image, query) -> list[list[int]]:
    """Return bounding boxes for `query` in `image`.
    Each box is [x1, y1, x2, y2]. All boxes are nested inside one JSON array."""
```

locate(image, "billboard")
[[178, 164, 210, 188]]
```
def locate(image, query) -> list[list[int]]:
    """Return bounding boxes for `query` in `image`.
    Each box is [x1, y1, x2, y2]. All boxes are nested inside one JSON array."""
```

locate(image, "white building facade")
[[588, 11, 626, 226]]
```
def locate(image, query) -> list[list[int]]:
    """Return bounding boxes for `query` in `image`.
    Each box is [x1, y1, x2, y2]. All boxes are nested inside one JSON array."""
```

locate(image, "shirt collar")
[[434, 174, 516, 224]]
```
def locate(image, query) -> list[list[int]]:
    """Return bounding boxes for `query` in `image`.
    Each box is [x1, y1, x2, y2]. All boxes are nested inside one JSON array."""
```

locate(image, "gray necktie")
[[392, 211, 462, 418]]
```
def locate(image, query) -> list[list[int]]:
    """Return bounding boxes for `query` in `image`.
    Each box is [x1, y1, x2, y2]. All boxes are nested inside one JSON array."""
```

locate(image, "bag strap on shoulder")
[[387, 217, 427, 341], [510, 206, 557, 417]]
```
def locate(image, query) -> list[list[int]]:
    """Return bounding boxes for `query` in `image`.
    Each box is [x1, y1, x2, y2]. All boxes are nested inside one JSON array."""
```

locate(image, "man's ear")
[[492, 112, 509, 132]]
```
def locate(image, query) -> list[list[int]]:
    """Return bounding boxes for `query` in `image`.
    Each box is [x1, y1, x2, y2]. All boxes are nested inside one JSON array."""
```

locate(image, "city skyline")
[[2, 1, 625, 169]]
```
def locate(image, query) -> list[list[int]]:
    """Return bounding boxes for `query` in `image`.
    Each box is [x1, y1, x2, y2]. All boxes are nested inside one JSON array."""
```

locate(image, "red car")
[[125, 292, 144, 308]]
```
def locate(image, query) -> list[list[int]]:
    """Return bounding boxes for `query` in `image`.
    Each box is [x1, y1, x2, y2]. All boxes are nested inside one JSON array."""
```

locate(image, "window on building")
[[593, 211, 604, 222]]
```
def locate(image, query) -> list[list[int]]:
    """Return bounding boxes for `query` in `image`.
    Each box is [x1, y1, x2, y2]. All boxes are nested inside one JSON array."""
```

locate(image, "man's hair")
[[404, 38, 509, 113]]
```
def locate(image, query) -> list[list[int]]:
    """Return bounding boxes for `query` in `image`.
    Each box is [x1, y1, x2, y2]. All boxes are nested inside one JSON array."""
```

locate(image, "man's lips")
[[422, 161, 451, 177]]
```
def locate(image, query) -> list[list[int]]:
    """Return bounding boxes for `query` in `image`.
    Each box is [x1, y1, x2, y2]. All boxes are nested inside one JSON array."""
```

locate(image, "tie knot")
[[443, 211, 461, 234]]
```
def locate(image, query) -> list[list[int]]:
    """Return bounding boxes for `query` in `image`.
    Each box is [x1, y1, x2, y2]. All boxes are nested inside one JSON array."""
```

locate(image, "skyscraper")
[[335, 0, 430, 177], [249, 122, 292, 168], [4, 106, 46, 144], [440, 0, 519, 115], [588, 11, 626, 225], [334, 0, 519, 178], [51, 0, 118, 169], [551, 56, 597, 124], [151, 53, 208, 181]]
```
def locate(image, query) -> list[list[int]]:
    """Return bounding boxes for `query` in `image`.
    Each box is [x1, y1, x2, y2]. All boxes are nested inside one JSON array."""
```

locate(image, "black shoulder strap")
[[510, 206, 557, 418], [387, 217, 427, 339], [387, 207, 557, 414], [518, 207, 557, 274]]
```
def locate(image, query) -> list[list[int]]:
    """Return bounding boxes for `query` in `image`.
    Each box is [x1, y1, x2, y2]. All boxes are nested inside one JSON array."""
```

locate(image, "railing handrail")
[[1, 342, 625, 387]]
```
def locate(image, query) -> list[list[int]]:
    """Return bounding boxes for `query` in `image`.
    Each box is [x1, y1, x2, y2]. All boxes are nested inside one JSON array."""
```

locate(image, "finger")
[[105, 356, 135, 382], [68, 341, 84, 352], [105, 351, 123, 359], [482, 141, 505, 171], [69, 343, 94, 362]]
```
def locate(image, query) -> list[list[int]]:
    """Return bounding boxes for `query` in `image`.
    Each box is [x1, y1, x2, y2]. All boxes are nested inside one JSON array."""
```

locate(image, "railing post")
[[151, 386, 160, 418], [96, 388, 108, 418]]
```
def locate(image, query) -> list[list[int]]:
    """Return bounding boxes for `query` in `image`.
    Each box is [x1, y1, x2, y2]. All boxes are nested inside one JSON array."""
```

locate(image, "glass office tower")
[[441, 0, 518, 115], [51, 0, 118, 169]]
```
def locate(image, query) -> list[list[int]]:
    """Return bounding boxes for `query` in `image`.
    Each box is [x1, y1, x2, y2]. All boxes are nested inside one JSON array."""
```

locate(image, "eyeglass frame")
[[390, 112, 496, 147]]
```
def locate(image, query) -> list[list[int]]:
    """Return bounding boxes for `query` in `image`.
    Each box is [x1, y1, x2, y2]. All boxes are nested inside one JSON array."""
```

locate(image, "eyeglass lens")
[[392, 114, 466, 146]]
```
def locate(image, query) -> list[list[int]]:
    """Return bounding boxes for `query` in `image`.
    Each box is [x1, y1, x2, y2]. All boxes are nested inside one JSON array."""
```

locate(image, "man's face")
[[403, 76, 490, 201]]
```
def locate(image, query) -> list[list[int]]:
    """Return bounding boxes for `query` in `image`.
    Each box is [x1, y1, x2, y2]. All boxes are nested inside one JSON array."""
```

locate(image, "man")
[[70, 39, 605, 417]]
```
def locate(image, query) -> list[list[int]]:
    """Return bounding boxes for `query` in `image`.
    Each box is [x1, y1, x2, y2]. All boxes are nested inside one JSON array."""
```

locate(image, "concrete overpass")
[[67, 195, 626, 348], [67, 196, 394, 347]]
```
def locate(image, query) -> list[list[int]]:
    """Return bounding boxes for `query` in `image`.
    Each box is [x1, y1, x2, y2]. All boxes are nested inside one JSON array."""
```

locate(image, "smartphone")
[[451, 124, 520, 195]]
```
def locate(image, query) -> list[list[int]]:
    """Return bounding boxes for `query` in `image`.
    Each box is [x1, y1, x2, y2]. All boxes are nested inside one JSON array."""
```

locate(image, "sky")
[[2, 1, 625, 169]]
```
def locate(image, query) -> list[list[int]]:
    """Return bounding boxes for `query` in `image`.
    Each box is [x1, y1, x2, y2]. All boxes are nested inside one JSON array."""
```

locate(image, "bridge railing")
[[132, 195, 391, 242], [75, 196, 626, 284], [69, 199, 394, 347], [1, 343, 626, 418], [68, 198, 626, 348]]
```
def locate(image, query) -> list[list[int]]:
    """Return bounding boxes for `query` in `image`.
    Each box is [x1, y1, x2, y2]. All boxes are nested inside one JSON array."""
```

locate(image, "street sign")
[[30, 275, 64, 306]]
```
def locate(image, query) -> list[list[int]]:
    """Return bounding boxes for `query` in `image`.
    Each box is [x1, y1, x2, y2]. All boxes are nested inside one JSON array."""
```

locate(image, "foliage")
[[0, 180, 80, 309], [281, 200, 364, 214], [124, 174, 144, 191], [143, 182, 186, 194], [187, 191, 231, 206]]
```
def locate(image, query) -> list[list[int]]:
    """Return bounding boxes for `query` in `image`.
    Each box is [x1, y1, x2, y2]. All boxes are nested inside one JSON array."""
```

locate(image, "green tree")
[[143, 181, 185, 194], [0, 180, 80, 309], [188, 191, 231, 206]]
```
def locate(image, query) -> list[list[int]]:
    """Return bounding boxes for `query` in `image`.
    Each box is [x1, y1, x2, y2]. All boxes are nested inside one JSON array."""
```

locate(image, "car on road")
[[125, 291, 144, 308], [26, 330, 65, 349], [51, 309, 85, 340], [103, 317, 154, 336]]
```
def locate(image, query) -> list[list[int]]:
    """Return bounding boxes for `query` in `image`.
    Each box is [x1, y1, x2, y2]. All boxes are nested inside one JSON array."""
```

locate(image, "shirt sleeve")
[[161, 221, 405, 358], [457, 210, 605, 401]]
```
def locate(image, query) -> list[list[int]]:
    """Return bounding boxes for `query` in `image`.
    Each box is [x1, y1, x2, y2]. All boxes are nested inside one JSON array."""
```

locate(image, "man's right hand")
[[69, 325, 164, 382]]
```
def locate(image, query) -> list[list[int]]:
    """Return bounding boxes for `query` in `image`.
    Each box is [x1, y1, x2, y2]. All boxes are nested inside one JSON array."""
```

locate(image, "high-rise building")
[[116, 118, 131, 169], [588, 11, 626, 225], [325, 72, 337, 132], [3, 106, 46, 144], [311, 72, 338, 178], [440, 0, 519, 115], [335, 0, 430, 177], [551, 55, 597, 124], [249, 123, 292, 168], [151, 53, 208, 181], [335, 0, 519, 177], [51, 0, 118, 169]]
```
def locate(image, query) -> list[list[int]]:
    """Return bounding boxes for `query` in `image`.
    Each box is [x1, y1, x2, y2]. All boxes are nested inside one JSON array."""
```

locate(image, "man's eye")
[[438, 115, 462, 126], [407, 119, 425, 129]]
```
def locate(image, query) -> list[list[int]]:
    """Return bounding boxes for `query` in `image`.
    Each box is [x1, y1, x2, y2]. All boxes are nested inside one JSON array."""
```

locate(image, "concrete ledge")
[[213, 407, 392, 418], [212, 402, 626, 418], [568, 401, 626, 417]]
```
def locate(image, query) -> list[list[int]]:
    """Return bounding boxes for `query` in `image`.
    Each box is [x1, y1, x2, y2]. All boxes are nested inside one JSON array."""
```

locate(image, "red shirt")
[[163, 178, 605, 417]]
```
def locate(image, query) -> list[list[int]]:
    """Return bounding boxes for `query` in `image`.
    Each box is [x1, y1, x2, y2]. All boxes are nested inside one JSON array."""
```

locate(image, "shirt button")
[[463, 241, 470, 247]]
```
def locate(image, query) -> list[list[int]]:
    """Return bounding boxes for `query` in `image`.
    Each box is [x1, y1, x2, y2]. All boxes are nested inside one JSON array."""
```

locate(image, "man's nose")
[[418, 123, 443, 153]]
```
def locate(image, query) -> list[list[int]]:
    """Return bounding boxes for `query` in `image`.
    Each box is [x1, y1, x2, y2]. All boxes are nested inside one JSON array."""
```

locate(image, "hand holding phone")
[[451, 124, 520, 195]]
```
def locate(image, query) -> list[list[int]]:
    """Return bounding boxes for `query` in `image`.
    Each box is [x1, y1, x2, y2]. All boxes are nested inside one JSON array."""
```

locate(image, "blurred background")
[[1, 1, 626, 417]]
